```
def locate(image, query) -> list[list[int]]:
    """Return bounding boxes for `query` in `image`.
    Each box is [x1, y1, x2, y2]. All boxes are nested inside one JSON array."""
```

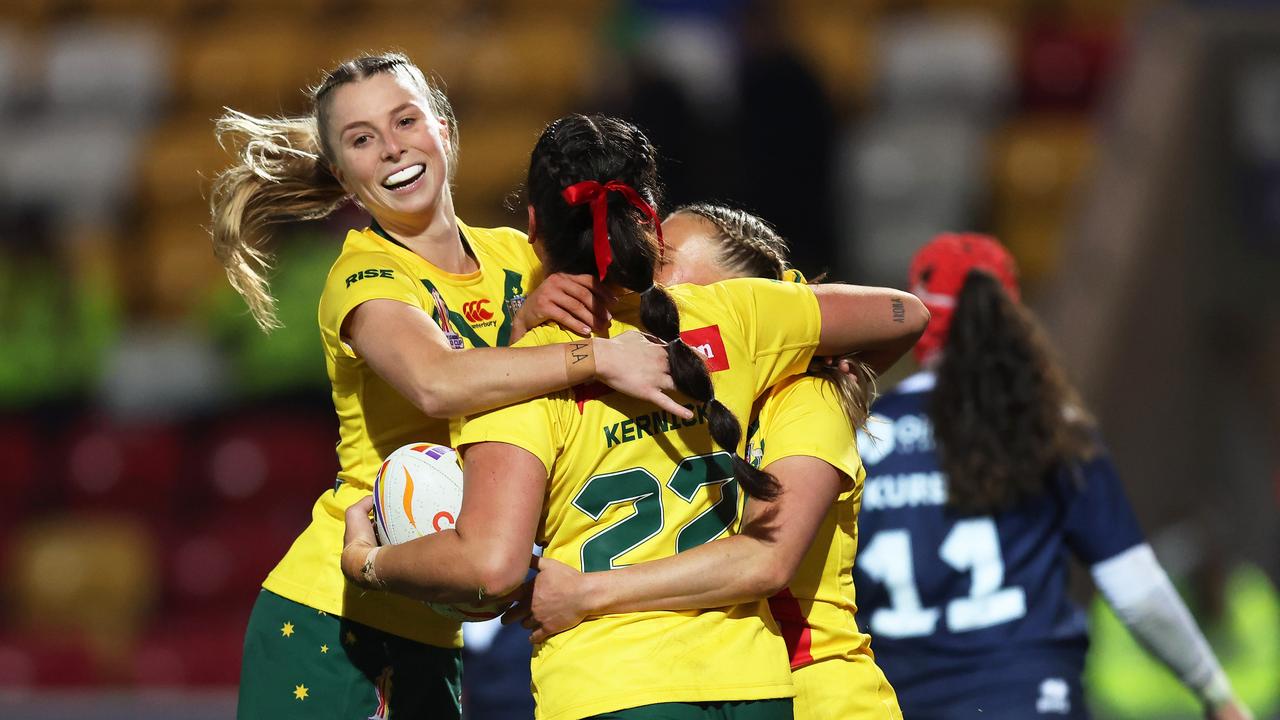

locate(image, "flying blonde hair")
[[209, 52, 457, 331]]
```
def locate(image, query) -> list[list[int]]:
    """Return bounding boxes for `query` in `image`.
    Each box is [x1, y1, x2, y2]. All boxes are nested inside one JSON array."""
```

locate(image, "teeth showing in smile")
[[383, 164, 425, 188]]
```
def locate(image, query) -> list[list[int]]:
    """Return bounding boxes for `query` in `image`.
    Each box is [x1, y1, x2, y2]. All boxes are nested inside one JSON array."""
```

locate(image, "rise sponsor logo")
[[345, 268, 395, 287]]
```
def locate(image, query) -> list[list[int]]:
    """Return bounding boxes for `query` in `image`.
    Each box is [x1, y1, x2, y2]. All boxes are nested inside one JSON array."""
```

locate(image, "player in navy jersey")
[[853, 233, 1252, 720]]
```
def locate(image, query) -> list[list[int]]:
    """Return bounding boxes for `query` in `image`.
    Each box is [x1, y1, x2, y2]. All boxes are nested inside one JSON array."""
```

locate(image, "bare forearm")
[[411, 343, 578, 418], [368, 530, 485, 603], [583, 535, 784, 615], [813, 285, 928, 372], [352, 299, 688, 421]]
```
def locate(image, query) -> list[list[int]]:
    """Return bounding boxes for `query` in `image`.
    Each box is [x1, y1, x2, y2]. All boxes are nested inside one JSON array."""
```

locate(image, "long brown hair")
[[672, 203, 876, 430], [932, 270, 1098, 514], [209, 52, 457, 331]]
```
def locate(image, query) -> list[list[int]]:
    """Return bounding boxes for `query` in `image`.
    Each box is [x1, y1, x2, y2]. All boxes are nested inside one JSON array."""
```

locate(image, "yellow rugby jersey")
[[261, 219, 540, 648], [456, 278, 822, 720], [748, 376, 876, 669]]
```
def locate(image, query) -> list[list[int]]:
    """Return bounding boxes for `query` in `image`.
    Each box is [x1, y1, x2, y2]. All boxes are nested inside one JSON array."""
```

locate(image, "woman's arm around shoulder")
[[811, 284, 928, 373], [346, 297, 691, 420], [505, 454, 844, 642]]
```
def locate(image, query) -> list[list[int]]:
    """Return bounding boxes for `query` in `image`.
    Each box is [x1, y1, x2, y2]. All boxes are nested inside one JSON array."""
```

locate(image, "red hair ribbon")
[[561, 180, 665, 281]]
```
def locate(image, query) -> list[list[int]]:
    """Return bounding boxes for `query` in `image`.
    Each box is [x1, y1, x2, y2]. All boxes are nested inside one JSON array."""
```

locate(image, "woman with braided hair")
[[211, 53, 692, 719], [340, 114, 927, 719], [502, 203, 902, 720]]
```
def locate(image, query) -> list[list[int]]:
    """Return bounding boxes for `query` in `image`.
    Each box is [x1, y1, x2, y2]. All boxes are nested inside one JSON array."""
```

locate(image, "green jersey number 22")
[[571, 452, 739, 572]]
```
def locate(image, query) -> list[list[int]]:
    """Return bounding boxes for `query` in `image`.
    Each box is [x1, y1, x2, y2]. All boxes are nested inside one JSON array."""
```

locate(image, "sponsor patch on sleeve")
[[680, 325, 729, 372], [344, 268, 395, 287]]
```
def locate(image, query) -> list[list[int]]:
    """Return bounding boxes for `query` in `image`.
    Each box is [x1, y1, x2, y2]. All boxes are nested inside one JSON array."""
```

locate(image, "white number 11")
[[859, 517, 1027, 638]]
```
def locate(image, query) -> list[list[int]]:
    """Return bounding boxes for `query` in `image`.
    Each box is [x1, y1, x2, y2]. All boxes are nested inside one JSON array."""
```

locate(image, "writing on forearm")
[[565, 340, 597, 385]]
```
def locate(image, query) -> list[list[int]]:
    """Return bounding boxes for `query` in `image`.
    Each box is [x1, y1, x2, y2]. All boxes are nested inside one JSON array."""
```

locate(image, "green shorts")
[[590, 699, 793, 720], [237, 589, 462, 720]]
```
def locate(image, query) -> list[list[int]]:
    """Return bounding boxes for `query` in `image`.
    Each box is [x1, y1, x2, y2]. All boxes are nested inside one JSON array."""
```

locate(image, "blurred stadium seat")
[[991, 114, 1095, 285], [0, 24, 28, 113], [81, 0, 195, 21], [0, 633, 99, 687], [98, 324, 230, 419], [44, 21, 170, 121], [139, 205, 227, 318], [131, 614, 245, 686], [183, 410, 339, 515], [450, 111, 548, 226], [783, 3, 876, 114], [318, 17, 442, 75], [161, 515, 296, 616], [137, 114, 228, 212], [6, 515, 158, 677], [0, 420, 40, 523], [454, 16, 592, 112], [1018, 21, 1118, 112], [61, 419, 184, 516], [876, 12, 1015, 121], [179, 21, 319, 115], [841, 115, 988, 283], [0, 119, 139, 223]]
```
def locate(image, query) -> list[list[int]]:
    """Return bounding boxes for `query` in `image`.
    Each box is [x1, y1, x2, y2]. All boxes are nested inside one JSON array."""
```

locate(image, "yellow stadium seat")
[[138, 113, 230, 211], [0, 0, 64, 23], [8, 514, 158, 669], [784, 4, 878, 113], [452, 16, 592, 113], [990, 115, 1096, 285], [178, 20, 320, 116], [494, 0, 613, 23], [449, 111, 548, 229], [140, 206, 227, 319], [79, 0, 193, 20], [316, 18, 441, 79]]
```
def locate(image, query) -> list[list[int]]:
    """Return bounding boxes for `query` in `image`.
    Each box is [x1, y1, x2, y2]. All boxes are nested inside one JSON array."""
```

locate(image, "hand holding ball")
[[367, 442, 511, 621]]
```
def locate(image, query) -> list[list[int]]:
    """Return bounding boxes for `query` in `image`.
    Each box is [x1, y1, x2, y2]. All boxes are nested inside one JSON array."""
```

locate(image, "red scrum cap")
[[908, 232, 1020, 364]]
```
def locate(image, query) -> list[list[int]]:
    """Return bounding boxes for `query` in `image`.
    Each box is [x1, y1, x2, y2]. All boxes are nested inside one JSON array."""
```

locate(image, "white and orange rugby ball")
[[372, 442, 509, 622]]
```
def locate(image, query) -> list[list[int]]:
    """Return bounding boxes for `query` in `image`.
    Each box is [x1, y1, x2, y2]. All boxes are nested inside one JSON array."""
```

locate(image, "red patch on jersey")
[[572, 381, 611, 414], [768, 588, 815, 670], [679, 325, 729, 372]]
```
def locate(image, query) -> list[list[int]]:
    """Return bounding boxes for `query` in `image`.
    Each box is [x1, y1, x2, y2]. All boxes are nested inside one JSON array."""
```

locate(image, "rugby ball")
[[372, 442, 510, 622]]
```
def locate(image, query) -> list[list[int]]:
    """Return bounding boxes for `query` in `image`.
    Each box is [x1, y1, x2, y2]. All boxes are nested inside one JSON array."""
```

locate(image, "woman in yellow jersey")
[[505, 204, 903, 720], [210, 55, 692, 720], [339, 114, 927, 720]]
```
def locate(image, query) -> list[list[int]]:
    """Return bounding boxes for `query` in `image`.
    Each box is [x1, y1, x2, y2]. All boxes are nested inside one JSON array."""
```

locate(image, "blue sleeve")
[[1061, 448, 1146, 564]]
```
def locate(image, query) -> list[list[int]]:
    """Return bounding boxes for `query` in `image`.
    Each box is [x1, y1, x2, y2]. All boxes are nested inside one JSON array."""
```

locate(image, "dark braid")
[[527, 115, 779, 501]]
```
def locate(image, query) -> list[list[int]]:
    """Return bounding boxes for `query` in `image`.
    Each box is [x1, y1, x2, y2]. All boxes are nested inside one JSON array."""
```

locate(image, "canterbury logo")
[[463, 299, 493, 323]]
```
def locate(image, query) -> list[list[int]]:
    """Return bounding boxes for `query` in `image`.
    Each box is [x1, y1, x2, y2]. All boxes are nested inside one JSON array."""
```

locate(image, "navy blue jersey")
[[853, 372, 1145, 715]]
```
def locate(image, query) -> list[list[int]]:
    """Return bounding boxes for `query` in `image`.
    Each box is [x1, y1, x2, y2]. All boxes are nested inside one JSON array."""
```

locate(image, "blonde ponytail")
[[811, 356, 877, 431], [209, 109, 348, 331]]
